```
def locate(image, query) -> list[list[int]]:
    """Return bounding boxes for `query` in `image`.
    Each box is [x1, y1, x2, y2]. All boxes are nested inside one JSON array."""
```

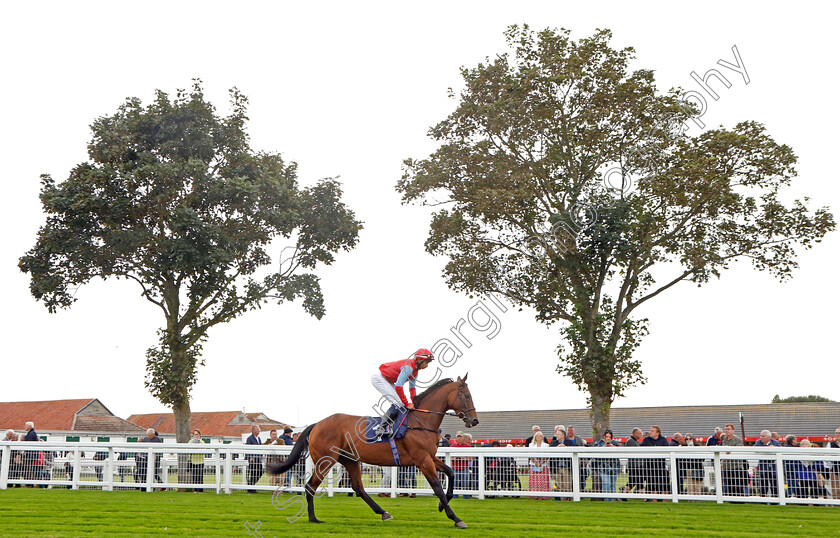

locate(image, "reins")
[[402, 381, 476, 434], [411, 408, 476, 417]]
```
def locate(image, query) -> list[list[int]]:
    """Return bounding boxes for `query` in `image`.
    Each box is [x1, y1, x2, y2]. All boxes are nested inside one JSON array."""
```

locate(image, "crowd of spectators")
[[2, 420, 838, 503], [441, 424, 840, 502]]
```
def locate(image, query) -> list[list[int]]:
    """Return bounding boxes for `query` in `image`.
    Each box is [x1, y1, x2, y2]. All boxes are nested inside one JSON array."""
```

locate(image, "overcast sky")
[[2, 2, 837, 432]]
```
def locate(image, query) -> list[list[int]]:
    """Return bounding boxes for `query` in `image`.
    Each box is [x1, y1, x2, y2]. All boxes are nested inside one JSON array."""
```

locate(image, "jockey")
[[371, 348, 434, 435]]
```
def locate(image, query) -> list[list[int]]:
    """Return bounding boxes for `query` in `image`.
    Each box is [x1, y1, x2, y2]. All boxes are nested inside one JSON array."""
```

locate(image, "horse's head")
[[452, 373, 479, 428]]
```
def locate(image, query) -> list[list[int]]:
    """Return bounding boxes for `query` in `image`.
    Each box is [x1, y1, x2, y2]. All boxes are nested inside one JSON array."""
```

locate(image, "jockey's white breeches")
[[371, 373, 403, 408]]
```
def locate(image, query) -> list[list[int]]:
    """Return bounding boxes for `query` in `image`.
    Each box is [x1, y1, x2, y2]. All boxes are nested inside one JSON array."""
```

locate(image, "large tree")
[[397, 26, 834, 437], [20, 82, 362, 442]]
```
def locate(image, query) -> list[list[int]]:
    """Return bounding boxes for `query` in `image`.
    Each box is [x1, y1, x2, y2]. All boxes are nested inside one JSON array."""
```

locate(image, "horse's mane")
[[412, 378, 454, 407]]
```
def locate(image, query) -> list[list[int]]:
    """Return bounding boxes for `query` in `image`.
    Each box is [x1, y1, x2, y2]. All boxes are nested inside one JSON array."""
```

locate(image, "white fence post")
[[571, 451, 581, 502], [224, 450, 232, 494], [327, 466, 334, 498], [0, 445, 10, 489], [713, 449, 722, 504], [106, 447, 114, 492], [146, 447, 155, 492], [390, 466, 398, 498], [477, 452, 486, 500], [72, 448, 81, 490], [669, 451, 679, 503], [775, 452, 786, 506], [214, 448, 221, 495]]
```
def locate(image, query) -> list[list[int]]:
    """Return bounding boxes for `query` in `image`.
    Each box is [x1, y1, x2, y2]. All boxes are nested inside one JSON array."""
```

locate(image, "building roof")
[[127, 411, 290, 437], [0, 398, 145, 434], [440, 402, 840, 443]]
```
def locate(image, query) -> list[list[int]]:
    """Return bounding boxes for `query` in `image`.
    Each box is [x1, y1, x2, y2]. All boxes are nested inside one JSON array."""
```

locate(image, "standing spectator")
[[670, 432, 688, 495], [136, 428, 163, 489], [721, 423, 748, 497], [398, 466, 417, 498], [134, 441, 148, 487], [564, 425, 585, 445], [141, 428, 164, 486], [828, 427, 839, 500], [117, 450, 131, 483], [706, 427, 723, 446], [450, 432, 472, 499], [245, 425, 263, 493], [92, 449, 108, 482], [4, 430, 22, 485], [528, 431, 551, 500], [24, 422, 38, 442], [188, 429, 206, 492], [264, 430, 284, 487], [682, 434, 704, 495], [564, 426, 590, 492], [38, 438, 54, 488], [782, 434, 799, 496], [795, 440, 829, 501], [23, 422, 39, 485], [486, 440, 517, 494], [524, 425, 541, 446], [593, 430, 620, 501], [464, 433, 478, 491], [280, 428, 294, 487], [640, 425, 670, 500], [549, 425, 565, 445], [377, 466, 392, 498], [623, 427, 645, 496], [549, 428, 571, 496], [754, 429, 781, 497]]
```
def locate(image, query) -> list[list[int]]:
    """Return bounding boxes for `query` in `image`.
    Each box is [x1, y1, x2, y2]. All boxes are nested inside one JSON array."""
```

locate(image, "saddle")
[[363, 407, 409, 444]]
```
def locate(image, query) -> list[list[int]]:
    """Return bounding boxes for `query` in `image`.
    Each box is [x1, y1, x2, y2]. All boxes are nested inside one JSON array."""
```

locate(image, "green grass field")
[[0, 489, 837, 537]]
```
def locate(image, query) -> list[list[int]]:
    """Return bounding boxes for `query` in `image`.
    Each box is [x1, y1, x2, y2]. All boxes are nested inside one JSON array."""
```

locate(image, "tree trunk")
[[174, 401, 191, 489], [173, 401, 191, 443], [589, 390, 612, 442]]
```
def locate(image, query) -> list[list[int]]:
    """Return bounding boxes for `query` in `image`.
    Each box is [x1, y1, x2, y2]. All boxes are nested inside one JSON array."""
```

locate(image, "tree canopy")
[[397, 26, 834, 437], [20, 81, 362, 441], [772, 394, 834, 403]]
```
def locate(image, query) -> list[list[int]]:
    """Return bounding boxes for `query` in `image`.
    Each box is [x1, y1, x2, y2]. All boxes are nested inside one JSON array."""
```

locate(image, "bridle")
[[407, 381, 476, 431]]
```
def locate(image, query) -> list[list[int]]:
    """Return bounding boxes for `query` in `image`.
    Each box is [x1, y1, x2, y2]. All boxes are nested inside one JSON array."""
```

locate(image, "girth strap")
[[388, 437, 401, 466]]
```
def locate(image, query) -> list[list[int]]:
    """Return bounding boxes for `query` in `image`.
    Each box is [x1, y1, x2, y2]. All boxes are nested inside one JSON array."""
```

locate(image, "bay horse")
[[268, 375, 478, 528]]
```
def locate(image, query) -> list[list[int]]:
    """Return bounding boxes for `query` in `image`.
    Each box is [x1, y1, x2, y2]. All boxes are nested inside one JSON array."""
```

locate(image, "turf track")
[[0, 489, 837, 536]]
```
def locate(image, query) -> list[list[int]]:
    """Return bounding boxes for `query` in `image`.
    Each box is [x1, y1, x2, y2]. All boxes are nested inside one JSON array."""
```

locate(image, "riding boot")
[[375, 406, 399, 437]]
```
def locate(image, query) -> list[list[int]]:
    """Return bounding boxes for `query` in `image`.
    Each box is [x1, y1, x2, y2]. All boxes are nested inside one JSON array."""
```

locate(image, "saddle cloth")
[[362, 407, 409, 444]]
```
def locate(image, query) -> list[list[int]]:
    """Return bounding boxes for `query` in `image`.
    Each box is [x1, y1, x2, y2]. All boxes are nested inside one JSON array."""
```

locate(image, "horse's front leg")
[[434, 457, 455, 509], [419, 456, 466, 528]]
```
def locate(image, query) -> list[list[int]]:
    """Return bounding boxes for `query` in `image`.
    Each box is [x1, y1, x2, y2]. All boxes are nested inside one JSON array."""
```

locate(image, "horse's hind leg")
[[304, 455, 335, 523], [420, 456, 466, 528], [341, 458, 392, 521]]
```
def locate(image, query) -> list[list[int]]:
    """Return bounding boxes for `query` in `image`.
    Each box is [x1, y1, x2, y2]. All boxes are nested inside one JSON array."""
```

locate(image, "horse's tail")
[[267, 423, 315, 475]]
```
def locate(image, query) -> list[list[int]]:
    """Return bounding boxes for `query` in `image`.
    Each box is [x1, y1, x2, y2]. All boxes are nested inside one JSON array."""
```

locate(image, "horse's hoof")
[[438, 501, 444, 512], [309, 519, 324, 524], [455, 521, 468, 529], [382, 512, 393, 521]]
